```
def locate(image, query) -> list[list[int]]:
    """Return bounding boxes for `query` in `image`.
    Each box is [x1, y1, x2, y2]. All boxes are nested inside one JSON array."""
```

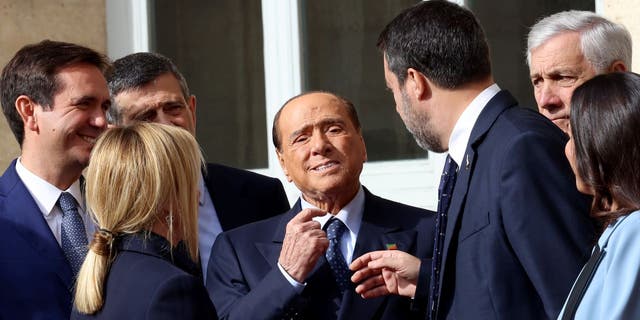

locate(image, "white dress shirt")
[[198, 173, 223, 282], [279, 186, 365, 291], [14, 158, 94, 245], [448, 83, 501, 166]]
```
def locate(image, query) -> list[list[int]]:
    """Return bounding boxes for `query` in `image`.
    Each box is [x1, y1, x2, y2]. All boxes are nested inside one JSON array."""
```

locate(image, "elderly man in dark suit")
[[206, 91, 435, 319], [0, 40, 111, 319], [350, 2, 595, 319], [107, 52, 290, 280]]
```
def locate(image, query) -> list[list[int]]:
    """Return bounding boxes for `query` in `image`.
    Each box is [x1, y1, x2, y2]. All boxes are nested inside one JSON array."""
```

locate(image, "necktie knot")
[[438, 156, 458, 197], [58, 192, 78, 215], [326, 218, 347, 241]]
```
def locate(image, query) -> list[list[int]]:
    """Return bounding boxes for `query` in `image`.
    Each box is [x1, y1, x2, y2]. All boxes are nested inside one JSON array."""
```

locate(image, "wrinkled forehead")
[[115, 82, 186, 111], [280, 94, 352, 130], [529, 32, 587, 74]]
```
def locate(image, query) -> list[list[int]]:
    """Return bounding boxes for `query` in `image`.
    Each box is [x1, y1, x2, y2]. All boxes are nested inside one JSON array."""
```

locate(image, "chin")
[[576, 183, 594, 196]]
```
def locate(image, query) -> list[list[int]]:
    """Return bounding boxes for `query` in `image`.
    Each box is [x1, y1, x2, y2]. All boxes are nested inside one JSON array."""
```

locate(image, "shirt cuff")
[[277, 262, 306, 293]]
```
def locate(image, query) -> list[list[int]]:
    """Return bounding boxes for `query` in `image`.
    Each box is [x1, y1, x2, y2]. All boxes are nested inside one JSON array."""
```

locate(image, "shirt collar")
[[15, 157, 85, 216], [300, 185, 365, 236], [448, 83, 501, 166]]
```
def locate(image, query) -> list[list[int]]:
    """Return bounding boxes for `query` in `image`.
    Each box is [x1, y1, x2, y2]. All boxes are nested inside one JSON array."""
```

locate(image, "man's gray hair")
[[527, 10, 632, 73]]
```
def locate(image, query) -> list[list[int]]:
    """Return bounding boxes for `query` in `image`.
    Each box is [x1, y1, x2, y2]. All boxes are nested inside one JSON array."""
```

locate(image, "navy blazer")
[[424, 91, 594, 319], [204, 163, 290, 231], [206, 188, 435, 320], [72, 232, 216, 319], [0, 160, 75, 319]]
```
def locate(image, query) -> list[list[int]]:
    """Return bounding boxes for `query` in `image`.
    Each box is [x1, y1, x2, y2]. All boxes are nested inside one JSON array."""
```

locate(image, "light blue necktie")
[[58, 192, 88, 275], [325, 217, 351, 293]]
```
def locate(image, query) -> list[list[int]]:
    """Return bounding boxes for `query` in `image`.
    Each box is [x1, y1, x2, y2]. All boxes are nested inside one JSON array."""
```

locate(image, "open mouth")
[[311, 161, 339, 172], [79, 134, 97, 145]]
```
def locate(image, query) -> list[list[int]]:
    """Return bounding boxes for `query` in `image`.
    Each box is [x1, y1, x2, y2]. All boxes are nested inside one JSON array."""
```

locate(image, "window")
[[107, 0, 597, 209], [151, 0, 268, 169], [467, 0, 595, 107], [300, 0, 424, 161]]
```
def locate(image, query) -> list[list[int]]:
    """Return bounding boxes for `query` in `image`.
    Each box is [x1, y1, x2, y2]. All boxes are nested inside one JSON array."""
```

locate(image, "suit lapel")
[[438, 91, 517, 297], [1, 161, 73, 287], [255, 201, 300, 268], [340, 190, 418, 320]]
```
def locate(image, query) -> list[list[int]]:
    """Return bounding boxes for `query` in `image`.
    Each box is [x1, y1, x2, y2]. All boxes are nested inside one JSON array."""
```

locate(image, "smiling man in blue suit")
[[351, 2, 595, 319], [206, 91, 436, 320], [0, 40, 112, 319]]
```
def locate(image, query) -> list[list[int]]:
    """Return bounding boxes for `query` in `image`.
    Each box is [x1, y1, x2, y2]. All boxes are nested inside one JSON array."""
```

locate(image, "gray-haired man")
[[527, 10, 631, 134]]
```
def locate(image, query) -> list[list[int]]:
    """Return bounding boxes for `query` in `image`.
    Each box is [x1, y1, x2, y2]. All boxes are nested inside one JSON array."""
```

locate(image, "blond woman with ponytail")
[[72, 123, 216, 319]]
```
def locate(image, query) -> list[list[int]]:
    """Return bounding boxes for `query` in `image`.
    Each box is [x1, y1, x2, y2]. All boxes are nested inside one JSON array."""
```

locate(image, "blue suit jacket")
[[204, 163, 290, 231], [206, 188, 435, 320], [425, 91, 595, 319], [0, 160, 75, 319], [71, 232, 216, 319]]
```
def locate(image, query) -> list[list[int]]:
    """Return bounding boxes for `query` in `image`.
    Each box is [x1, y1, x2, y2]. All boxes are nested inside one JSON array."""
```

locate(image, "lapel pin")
[[386, 243, 398, 250], [465, 154, 470, 170]]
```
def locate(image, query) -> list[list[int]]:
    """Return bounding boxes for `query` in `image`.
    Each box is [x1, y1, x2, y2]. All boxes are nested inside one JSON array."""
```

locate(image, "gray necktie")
[[58, 192, 88, 275]]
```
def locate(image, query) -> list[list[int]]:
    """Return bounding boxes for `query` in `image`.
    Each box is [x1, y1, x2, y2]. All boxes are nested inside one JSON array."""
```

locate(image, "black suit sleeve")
[[411, 257, 432, 314]]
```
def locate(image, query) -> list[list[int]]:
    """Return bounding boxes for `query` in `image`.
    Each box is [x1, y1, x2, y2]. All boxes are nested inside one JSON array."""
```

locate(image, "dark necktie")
[[58, 192, 89, 275], [325, 217, 351, 293], [429, 155, 458, 319], [561, 244, 603, 320]]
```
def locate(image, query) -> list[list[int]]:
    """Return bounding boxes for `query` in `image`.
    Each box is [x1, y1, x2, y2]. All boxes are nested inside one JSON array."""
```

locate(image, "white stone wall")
[[600, 0, 640, 72]]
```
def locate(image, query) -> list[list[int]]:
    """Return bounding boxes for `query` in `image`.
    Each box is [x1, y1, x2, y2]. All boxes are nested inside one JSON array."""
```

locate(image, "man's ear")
[[359, 132, 367, 163], [188, 95, 197, 125], [15, 95, 39, 132], [276, 150, 292, 182], [608, 60, 627, 72], [406, 68, 431, 101]]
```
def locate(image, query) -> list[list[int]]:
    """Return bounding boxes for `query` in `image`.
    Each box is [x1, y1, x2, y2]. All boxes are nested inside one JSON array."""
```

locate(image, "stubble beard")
[[400, 91, 446, 153]]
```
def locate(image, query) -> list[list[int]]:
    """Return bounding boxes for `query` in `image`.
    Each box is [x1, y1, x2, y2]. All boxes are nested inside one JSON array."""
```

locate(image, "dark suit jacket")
[[204, 163, 290, 231], [206, 188, 435, 320], [424, 90, 594, 319], [0, 159, 75, 319], [72, 232, 216, 319]]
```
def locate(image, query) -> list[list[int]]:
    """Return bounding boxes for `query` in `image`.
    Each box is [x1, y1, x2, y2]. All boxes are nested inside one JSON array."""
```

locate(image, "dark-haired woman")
[[558, 72, 640, 319]]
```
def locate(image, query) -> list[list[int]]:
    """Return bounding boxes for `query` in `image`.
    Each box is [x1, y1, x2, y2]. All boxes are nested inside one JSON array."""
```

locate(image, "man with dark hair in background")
[[107, 52, 290, 280], [0, 40, 111, 319], [351, 2, 594, 319]]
